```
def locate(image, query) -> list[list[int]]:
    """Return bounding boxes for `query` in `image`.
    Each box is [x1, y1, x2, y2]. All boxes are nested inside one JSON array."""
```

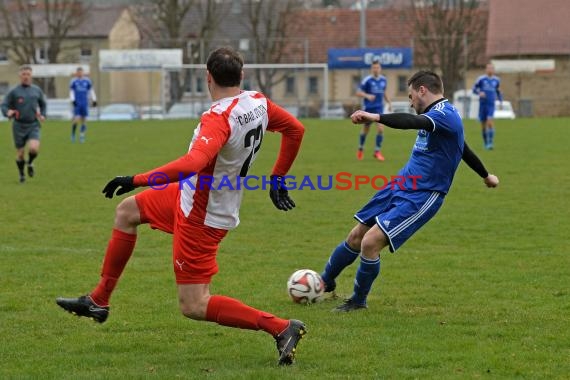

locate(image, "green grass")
[[1, 116, 568, 379]]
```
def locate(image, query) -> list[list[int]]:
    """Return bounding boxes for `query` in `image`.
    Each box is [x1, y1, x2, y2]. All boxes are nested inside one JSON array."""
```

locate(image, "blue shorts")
[[364, 106, 383, 115], [478, 102, 495, 122], [74, 104, 89, 118], [364, 107, 383, 126], [354, 187, 444, 252]]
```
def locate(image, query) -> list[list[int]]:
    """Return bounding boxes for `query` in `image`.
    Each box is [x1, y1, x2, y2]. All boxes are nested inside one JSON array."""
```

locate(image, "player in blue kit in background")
[[320, 70, 500, 312], [355, 60, 392, 161], [69, 67, 97, 143], [473, 63, 502, 150]]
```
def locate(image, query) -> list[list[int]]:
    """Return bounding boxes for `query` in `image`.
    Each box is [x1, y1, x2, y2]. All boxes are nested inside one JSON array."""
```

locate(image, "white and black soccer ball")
[[287, 269, 325, 304]]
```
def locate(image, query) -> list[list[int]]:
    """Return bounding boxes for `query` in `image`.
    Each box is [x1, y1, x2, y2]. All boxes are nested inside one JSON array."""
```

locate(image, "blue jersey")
[[359, 75, 387, 112], [398, 99, 464, 194], [472, 75, 502, 104], [70, 77, 93, 107]]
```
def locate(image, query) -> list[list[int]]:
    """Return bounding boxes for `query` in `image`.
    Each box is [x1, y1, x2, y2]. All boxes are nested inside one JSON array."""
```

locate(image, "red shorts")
[[135, 184, 228, 284]]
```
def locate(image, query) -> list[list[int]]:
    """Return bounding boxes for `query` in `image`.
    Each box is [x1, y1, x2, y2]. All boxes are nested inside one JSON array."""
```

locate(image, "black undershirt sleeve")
[[462, 141, 489, 178], [379, 113, 434, 132], [379, 113, 488, 178]]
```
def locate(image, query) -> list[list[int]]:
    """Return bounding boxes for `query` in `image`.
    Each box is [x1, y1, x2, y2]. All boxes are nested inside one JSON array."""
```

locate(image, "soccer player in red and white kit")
[[56, 47, 306, 365]]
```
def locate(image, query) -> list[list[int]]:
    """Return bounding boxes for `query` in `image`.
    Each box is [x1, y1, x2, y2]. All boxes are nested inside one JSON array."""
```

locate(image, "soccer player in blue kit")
[[320, 70, 500, 312], [69, 67, 97, 143], [473, 63, 502, 150], [356, 60, 392, 161]]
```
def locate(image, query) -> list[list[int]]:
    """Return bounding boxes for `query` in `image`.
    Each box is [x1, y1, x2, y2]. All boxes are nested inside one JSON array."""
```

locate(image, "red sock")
[[206, 295, 289, 337], [90, 229, 137, 306]]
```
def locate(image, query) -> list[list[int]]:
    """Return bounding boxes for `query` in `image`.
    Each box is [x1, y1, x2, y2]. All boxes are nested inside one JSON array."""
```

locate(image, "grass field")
[[1, 116, 568, 379]]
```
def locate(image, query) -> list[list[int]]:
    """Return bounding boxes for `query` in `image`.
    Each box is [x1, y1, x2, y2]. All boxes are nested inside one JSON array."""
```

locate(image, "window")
[[183, 70, 205, 95], [239, 39, 249, 52], [184, 70, 192, 93], [195, 76, 204, 94], [0, 81, 9, 95], [0, 49, 7, 63], [242, 78, 252, 91], [231, 0, 242, 14], [285, 76, 295, 96], [35, 46, 48, 63], [187, 39, 200, 62], [308, 76, 318, 95], [398, 75, 408, 93], [80, 47, 92, 62]]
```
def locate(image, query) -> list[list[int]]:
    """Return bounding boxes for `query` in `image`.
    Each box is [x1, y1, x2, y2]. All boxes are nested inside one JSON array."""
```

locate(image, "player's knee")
[[346, 225, 367, 250], [28, 142, 39, 153], [114, 197, 141, 228], [360, 237, 380, 259], [360, 228, 387, 259]]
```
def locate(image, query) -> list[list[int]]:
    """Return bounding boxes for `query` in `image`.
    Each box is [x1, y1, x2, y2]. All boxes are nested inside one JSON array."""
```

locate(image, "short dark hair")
[[206, 47, 243, 87], [76, 67, 84, 72], [371, 59, 380, 65], [407, 70, 443, 94]]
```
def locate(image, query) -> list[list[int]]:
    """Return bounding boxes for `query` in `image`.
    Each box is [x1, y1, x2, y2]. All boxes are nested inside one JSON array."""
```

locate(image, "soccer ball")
[[287, 269, 325, 304]]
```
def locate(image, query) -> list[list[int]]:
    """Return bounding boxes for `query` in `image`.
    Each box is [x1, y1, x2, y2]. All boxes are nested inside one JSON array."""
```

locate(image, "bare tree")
[[132, 0, 229, 106], [0, 0, 88, 97], [243, 0, 303, 97], [410, 0, 487, 97], [0, 0, 37, 67], [133, 0, 194, 49]]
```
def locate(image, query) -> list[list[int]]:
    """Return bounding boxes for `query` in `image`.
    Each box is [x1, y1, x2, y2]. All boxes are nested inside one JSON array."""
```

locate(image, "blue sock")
[[488, 128, 495, 144], [80, 124, 86, 133], [71, 123, 77, 136], [351, 256, 381, 305], [321, 241, 360, 291], [375, 134, 383, 151], [485, 128, 492, 146], [359, 133, 366, 150], [481, 129, 487, 145]]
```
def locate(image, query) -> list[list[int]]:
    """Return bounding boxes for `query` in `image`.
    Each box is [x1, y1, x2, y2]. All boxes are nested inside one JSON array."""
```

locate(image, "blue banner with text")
[[328, 48, 413, 69]]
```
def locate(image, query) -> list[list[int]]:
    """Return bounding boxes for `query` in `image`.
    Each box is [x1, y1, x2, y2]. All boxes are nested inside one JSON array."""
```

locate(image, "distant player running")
[[56, 47, 307, 365], [473, 63, 502, 150], [320, 71, 500, 312], [69, 67, 97, 143], [355, 59, 392, 161]]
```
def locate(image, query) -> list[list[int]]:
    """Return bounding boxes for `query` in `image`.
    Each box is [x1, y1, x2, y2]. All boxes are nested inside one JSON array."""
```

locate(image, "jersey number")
[[240, 124, 264, 177]]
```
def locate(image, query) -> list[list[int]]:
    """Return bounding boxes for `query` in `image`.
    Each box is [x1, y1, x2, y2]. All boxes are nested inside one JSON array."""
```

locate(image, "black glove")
[[92, 101, 97, 107], [102, 176, 135, 199], [72, 100, 77, 107], [269, 175, 295, 211]]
